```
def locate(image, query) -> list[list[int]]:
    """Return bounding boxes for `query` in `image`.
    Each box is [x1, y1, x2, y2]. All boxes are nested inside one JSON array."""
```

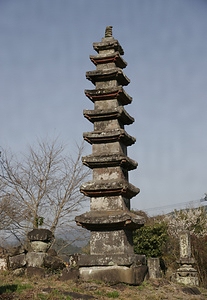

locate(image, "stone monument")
[[75, 26, 146, 284], [176, 231, 199, 286]]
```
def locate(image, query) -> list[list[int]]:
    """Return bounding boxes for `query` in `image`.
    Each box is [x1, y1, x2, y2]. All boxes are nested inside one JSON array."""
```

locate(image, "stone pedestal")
[[26, 228, 54, 268], [75, 26, 145, 284], [176, 231, 199, 286]]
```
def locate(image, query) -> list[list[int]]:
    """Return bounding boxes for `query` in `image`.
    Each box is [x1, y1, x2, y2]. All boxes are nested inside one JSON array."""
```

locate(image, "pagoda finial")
[[105, 26, 113, 37]]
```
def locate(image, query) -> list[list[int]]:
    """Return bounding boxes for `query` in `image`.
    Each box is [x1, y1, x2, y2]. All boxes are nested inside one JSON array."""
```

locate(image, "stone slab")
[[77, 254, 146, 267], [79, 265, 148, 285], [26, 252, 46, 268], [9, 254, 26, 270]]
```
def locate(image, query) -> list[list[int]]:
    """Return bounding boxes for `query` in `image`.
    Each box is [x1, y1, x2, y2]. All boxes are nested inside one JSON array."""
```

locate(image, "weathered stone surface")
[[90, 229, 134, 255], [90, 51, 127, 69], [83, 128, 135, 146], [76, 210, 144, 230], [43, 255, 65, 270], [79, 265, 148, 285], [82, 153, 137, 170], [7, 245, 26, 257], [147, 257, 161, 279], [179, 231, 191, 259], [80, 180, 140, 200], [9, 254, 26, 270], [0, 258, 7, 270], [176, 264, 199, 286], [26, 252, 46, 268], [85, 86, 132, 105], [78, 254, 146, 267], [86, 68, 130, 86], [90, 196, 130, 211], [30, 241, 51, 253], [176, 231, 199, 286], [26, 266, 45, 278], [177, 257, 195, 265], [93, 39, 124, 55], [83, 107, 134, 125], [59, 268, 79, 281], [27, 229, 54, 242]]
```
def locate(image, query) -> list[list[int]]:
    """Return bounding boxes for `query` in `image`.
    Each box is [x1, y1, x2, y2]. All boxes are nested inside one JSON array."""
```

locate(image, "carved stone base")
[[176, 264, 199, 286], [77, 253, 146, 267], [79, 265, 148, 285]]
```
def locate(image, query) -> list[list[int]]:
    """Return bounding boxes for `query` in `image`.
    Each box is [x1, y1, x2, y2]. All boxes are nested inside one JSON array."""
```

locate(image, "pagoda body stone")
[[75, 27, 146, 284]]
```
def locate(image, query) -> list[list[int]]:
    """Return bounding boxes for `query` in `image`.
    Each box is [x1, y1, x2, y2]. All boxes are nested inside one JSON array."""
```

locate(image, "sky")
[[1, 0, 207, 215]]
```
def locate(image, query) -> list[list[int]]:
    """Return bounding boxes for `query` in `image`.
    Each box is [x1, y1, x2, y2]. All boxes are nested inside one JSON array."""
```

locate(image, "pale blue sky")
[[1, 0, 207, 214]]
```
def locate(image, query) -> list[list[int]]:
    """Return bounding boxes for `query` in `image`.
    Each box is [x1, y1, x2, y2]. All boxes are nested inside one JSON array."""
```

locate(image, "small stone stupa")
[[75, 26, 146, 284], [176, 231, 199, 286]]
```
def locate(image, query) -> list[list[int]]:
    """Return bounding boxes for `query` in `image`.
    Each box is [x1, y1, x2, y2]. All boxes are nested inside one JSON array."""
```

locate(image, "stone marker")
[[75, 26, 146, 285], [147, 257, 161, 279], [176, 231, 199, 286]]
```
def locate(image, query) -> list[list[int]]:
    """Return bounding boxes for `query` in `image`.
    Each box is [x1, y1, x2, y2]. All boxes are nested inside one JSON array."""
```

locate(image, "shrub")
[[133, 222, 168, 258]]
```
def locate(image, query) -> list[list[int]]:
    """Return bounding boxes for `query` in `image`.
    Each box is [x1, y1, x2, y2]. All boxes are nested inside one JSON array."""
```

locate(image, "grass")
[[0, 270, 206, 300], [0, 283, 33, 295], [106, 290, 119, 298]]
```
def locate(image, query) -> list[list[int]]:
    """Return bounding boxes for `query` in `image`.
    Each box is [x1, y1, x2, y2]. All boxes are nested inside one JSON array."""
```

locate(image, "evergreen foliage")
[[133, 222, 168, 258]]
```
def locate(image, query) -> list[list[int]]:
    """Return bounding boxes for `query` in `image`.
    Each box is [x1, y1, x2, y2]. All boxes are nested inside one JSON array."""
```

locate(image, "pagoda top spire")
[[105, 26, 113, 38]]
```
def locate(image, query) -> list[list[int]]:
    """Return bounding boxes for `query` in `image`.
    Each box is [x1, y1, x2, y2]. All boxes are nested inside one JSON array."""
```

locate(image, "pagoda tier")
[[83, 129, 136, 146], [90, 51, 127, 69], [75, 26, 146, 285], [80, 179, 140, 199], [75, 210, 144, 230], [83, 106, 134, 124], [93, 38, 124, 55], [85, 86, 132, 105], [86, 68, 130, 86], [82, 153, 138, 170]]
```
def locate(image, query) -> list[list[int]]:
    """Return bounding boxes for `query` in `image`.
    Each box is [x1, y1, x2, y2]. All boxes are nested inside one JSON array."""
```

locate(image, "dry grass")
[[0, 270, 207, 299]]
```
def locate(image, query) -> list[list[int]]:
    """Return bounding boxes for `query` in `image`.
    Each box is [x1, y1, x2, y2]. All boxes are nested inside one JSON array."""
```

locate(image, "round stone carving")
[[30, 241, 51, 253]]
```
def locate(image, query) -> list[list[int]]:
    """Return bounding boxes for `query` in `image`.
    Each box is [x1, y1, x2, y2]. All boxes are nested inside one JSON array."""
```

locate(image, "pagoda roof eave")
[[84, 86, 132, 105], [93, 39, 124, 55], [83, 129, 136, 146], [83, 106, 134, 124], [86, 68, 130, 86], [80, 180, 140, 199], [75, 210, 144, 230], [90, 52, 127, 69], [82, 153, 138, 170]]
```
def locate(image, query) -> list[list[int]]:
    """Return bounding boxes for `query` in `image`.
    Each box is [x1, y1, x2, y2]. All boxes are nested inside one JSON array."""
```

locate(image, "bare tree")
[[0, 138, 90, 243]]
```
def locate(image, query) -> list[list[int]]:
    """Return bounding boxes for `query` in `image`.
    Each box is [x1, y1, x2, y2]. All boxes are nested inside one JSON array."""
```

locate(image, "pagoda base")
[[76, 253, 147, 285], [79, 265, 147, 285]]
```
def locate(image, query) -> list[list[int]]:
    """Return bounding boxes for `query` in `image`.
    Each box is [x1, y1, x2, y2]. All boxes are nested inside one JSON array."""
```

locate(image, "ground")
[[0, 270, 207, 300]]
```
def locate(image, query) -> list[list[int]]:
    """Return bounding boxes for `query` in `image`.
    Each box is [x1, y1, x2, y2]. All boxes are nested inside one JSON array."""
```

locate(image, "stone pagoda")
[[75, 26, 146, 284]]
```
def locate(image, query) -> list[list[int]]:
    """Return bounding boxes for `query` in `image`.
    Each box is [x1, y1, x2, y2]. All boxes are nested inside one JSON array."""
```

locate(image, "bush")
[[133, 222, 168, 258]]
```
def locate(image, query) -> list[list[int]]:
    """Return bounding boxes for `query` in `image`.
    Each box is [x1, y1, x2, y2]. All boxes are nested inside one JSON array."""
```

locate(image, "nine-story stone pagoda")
[[75, 26, 146, 284]]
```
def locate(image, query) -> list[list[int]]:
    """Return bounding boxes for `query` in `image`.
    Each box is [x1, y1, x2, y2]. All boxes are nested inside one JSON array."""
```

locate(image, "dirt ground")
[[0, 270, 207, 300]]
